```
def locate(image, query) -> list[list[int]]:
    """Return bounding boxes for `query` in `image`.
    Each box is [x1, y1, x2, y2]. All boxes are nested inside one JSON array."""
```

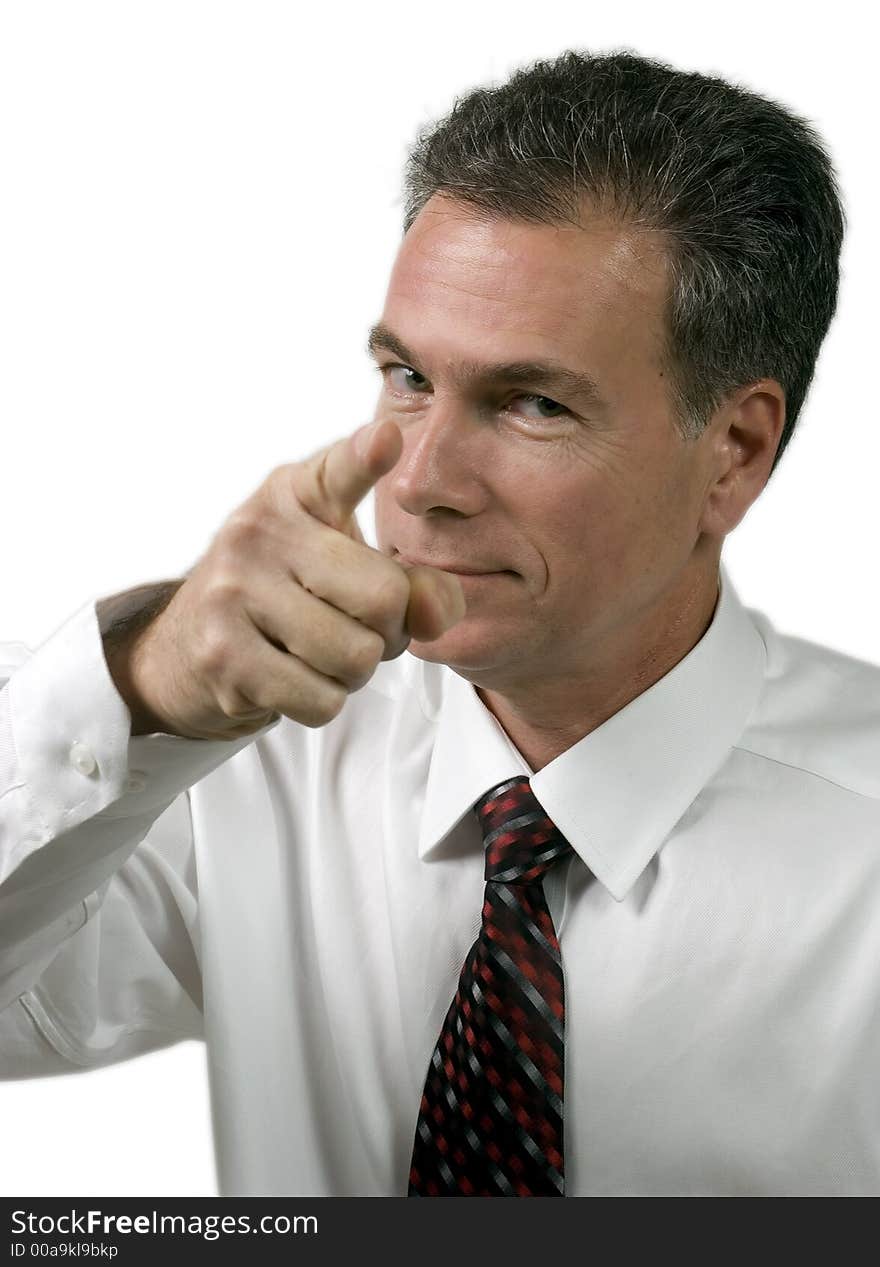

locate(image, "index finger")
[[294, 419, 403, 530]]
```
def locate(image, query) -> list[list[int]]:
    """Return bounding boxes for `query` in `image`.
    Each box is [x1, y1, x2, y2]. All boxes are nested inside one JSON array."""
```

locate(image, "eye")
[[508, 394, 570, 420], [373, 366, 572, 423], [376, 364, 431, 394]]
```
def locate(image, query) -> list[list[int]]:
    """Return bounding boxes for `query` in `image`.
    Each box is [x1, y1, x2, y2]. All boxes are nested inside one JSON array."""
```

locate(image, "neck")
[[472, 563, 721, 773]]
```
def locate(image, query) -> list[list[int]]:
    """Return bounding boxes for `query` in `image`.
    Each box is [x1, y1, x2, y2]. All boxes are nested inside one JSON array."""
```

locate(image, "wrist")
[[97, 580, 184, 736]]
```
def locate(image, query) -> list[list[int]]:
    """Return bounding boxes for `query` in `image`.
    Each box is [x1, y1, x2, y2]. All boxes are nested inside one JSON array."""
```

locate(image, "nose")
[[384, 401, 489, 519]]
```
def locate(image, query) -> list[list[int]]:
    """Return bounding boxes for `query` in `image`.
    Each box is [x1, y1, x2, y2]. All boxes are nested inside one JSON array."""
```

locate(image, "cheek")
[[534, 475, 632, 566], [536, 467, 678, 590]]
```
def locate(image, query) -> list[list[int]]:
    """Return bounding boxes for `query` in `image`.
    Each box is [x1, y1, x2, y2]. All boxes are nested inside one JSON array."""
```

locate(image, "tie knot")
[[474, 776, 573, 884]]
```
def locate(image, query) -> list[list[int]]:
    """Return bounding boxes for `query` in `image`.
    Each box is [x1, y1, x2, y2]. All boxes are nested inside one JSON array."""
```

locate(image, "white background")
[[1, 0, 876, 1196]]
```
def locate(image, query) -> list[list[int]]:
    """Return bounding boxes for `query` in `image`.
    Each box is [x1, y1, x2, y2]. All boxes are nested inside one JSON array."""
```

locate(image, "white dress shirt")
[[2, 560, 880, 1196]]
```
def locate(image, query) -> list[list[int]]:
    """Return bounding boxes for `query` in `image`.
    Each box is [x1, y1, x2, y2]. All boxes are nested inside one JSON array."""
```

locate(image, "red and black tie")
[[408, 776, 574, 1197]]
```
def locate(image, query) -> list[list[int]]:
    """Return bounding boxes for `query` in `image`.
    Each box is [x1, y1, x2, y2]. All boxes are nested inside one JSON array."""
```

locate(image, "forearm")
[[0, 592, 277, 1019]]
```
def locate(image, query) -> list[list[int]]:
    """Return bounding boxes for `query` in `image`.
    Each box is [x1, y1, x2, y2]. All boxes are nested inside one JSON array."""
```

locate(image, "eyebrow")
[[366, 321, 610, 413]]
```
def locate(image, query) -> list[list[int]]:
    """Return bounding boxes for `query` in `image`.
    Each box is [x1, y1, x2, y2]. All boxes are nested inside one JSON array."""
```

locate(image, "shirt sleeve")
[[0, 596, 281, 1073]]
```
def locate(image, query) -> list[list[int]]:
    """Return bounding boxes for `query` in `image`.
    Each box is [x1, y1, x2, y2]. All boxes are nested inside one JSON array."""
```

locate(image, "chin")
[[405, 622, 515, 675]]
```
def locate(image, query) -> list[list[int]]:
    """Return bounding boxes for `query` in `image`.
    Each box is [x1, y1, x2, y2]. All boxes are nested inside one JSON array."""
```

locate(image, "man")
[[2, 48, 876, 1197]]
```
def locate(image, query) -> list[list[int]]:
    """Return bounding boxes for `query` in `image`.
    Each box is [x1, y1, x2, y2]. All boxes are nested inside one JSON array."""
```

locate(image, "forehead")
[[381, 195, 671, 378]]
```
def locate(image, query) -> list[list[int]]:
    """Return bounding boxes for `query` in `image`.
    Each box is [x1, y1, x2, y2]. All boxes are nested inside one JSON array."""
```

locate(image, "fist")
[[123, 419, 466, 739]]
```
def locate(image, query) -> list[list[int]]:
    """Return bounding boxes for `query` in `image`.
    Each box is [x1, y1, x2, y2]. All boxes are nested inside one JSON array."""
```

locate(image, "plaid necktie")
[[408, 775, 574, 1196]]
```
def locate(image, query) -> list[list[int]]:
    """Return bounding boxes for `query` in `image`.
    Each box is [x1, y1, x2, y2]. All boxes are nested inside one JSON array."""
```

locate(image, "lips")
[[395, 551, 508, 576]]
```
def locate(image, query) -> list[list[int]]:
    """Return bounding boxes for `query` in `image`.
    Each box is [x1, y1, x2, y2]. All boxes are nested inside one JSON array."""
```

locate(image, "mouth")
[[393, 551, 514, 577]]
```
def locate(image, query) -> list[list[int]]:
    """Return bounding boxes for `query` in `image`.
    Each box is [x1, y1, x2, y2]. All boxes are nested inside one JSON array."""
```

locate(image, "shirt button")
[[126, 771, 147, 793], [69, 741, 97, 777]]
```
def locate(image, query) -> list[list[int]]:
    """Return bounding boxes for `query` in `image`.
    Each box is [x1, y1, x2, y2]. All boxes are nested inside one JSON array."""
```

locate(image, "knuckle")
[[194, 621, 233, 678], [346, 629, 385, 680], [205, 572, 246, 611], [266, 463, 301, 513], [266, 461, 297, 492], [265, 462, 288, 489], [223, 508, 263, 552], [301, 681, 347, 728]]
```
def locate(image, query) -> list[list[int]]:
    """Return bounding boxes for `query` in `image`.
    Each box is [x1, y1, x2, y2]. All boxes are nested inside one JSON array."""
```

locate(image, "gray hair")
[[401, 49, 846, 480]]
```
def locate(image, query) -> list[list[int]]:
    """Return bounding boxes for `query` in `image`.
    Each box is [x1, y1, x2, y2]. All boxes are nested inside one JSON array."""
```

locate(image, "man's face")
[[371, 194, 723, 687]]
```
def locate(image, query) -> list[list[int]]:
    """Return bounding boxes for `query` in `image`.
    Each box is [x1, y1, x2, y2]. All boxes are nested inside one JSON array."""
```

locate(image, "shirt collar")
[[417, 561, 767, 901]]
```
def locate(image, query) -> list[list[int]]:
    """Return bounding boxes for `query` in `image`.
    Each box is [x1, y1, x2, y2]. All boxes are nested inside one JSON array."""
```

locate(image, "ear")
[[698, 380, 786, 537]]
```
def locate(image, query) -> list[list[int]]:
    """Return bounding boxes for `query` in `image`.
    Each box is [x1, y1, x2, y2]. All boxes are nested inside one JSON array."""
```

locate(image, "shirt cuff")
[[4, 596, 280, 867]]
